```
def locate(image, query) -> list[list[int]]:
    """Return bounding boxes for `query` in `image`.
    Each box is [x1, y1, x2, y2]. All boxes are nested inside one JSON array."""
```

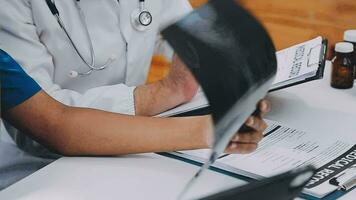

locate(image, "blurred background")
[[147, 0, 356, 83]]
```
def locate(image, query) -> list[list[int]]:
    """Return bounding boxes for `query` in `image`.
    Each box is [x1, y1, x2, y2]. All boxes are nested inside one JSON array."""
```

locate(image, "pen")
[[329, 165, 356, 191], [339, 175, 356, 191]]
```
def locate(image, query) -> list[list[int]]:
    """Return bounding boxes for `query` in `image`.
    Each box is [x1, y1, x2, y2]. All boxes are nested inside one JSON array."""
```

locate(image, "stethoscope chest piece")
[[131, 1, 152, 31], [45, 0, 152, 78]]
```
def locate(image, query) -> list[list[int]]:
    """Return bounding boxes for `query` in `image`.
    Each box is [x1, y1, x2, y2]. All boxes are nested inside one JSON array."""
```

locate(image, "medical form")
[[171, 120, 356, 198]]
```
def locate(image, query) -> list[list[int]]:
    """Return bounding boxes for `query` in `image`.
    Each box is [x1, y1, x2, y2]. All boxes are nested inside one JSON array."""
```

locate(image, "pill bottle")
[[331, 42, 354, 89], [344, 30, 356, 79]]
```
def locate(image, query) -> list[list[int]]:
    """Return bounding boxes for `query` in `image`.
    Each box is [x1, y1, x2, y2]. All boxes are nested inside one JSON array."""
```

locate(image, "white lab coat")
[[0, 0, 192, 190]]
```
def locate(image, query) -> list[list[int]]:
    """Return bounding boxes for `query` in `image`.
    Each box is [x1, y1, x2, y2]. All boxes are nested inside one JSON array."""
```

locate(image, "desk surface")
[[266, 63, 356, 139], [0, 154, 244, 200], [1, 62, 355, 200]]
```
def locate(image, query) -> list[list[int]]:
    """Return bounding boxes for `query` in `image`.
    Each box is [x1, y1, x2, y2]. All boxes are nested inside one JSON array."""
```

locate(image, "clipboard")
[[269, 38, 328, 92]]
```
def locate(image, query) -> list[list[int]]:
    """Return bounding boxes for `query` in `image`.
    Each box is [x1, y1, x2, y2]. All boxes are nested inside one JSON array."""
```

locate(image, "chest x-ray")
[[162, 0, 277, 198]]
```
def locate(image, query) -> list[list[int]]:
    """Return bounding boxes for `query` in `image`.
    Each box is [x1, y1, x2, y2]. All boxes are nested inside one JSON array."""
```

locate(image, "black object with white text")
[[200, 166, 316, 200]]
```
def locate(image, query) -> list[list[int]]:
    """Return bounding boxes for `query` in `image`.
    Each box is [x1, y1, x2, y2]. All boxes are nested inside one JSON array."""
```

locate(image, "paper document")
[[171, 120, 356, 198], [271, 36, 324, 90]]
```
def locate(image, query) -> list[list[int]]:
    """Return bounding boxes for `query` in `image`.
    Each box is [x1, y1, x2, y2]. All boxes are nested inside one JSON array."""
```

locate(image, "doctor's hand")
[[134, 54, 199, 116], [224, 99, 270, 154]]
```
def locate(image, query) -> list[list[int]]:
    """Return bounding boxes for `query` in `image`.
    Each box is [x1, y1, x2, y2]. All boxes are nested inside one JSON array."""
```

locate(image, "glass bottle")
[[344, 30, 356, 79], [331, 42, 354, 89]]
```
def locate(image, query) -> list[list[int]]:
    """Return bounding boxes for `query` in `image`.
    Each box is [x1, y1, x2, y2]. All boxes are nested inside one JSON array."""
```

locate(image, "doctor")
[[0, 0, 269, 189], [0, 49, 269, 190], [0, 0, 197, 116], [0, 0, 201, 156], [0, 0, 200, 189]]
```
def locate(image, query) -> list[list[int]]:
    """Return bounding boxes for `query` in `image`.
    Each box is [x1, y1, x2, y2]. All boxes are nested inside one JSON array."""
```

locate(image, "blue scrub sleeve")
[[0, 49, 41, 112]]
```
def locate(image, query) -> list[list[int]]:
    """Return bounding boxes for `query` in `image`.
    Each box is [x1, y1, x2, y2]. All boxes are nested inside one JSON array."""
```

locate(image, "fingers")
[[225, 142, 258, 154], [224, 99, 271, 154], [226, 109, 268, 154], [243, 100, 270, 132], [231, 130, 263, 143], [244, 116, 267, 132], [257, 99, 271, 117], [226, 116, 266, 154], [227, 130, 263, 154]]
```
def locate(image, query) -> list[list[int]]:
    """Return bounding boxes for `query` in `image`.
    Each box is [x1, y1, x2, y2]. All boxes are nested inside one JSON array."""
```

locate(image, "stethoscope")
[[45, 0, 153, 78]]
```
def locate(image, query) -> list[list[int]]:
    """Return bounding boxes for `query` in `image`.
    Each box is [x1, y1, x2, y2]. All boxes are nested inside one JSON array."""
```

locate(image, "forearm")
[[134, 79, 187, 116], [134, 54, 199, 116], [5, 91, 211, 156], [58, 108, 210, 155]]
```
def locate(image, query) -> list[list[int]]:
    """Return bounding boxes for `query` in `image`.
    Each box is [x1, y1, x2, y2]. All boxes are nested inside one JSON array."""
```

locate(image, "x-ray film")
[[162, 0, 277, 198]]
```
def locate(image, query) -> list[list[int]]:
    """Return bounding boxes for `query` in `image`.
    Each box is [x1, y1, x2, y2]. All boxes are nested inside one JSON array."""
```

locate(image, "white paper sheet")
[[173, 120, 356, 198], [273, 36, 322, 85]]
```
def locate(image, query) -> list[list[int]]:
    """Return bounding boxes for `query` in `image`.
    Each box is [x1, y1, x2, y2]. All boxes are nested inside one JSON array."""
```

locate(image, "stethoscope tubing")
[[53, 0, 114, 77], [47, 0, 151, 77]]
